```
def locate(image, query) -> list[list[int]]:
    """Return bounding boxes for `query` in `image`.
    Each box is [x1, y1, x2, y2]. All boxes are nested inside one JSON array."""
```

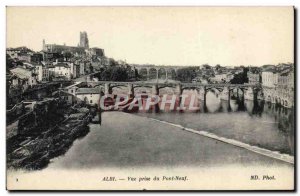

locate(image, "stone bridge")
[[132, 65, 182, 80], [85, 81, 261, 103]]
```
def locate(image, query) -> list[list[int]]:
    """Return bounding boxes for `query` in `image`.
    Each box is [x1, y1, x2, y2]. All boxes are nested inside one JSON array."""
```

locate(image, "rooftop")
[[262, 67, 278, 73], [10, 67, 32, 79], [280, 67, 293, 76], [52, 62, 71, 68], [76, 88, 100, 94]]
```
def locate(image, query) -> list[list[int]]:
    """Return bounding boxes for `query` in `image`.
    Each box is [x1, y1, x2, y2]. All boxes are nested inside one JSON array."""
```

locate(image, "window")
[[90, 100, 93, 104]]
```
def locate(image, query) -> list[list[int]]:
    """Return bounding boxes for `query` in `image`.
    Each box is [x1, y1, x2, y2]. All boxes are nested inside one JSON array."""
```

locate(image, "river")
[[46, 90, 294, 169]]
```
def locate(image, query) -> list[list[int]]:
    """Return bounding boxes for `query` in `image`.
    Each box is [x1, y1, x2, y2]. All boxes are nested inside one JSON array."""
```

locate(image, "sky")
[[7, 7, 294, 66]]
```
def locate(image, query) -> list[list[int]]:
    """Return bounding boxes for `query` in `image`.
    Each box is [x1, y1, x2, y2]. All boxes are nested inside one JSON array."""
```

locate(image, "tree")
[[176, 67, 198, 82], [63, 52, 72, 61], [230, 67, 249, 84], [215, 64, 221, 70], [202, 64, 211, 69], [6, 55, 15, 71], [95, 66, 131, 81]]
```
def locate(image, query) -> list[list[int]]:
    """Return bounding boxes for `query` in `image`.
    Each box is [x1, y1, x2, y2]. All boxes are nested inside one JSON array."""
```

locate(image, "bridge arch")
[[182, 86, 201, 91], [158, 68, 167, 80], [138, 68, 148, 80], [133, 86, 152, 95], [92, 83, 105, 88], [110, 84, 128, 89], [133, 85, 153, 89], [148, 68, 158, 80], [167, 68, 177, 80], [158, 84, 177, 90], [206, 87, 224, 92]]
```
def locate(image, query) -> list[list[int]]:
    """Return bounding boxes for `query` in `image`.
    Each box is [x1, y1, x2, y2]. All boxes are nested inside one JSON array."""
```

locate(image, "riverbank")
[[7, 104, 96, 170]]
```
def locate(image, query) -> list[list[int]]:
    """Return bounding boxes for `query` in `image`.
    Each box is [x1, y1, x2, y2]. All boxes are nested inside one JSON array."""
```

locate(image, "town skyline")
[[7, 7, 294, 66]]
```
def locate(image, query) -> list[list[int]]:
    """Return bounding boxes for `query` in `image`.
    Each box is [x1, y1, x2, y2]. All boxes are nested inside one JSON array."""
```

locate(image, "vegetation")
[[176, 67, 199, 82], [230, 67, 249, 84], [63, 52, 73, 61], [95, 66, 134, 81]]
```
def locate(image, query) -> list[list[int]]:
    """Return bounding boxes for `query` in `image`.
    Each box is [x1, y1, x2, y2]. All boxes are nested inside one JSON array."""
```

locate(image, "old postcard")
[[6, 6, 295, 190]]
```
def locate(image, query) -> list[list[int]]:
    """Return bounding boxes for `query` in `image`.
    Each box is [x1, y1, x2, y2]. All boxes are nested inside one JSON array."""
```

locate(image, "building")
[[211, 73, 227, 83], [10, 67, 37, 90], [43, 41, 86, 54], [79, 31, 89, 48], [42, 31, 89, 54], [42, 32, 105, 60], [16, 53, 31, 63], [262, 65, 294, 108], [276, 67, 294, 107], [247, 72, 260, 84], [75, 88, 100, 106], [88, 47, 105, 57], [6, 47, 34, 60], [49, 62, 74, 80], [262, 68, 278, 88], [192, 76, 208, 84], [50, 61, 79, 79], [31, 53, 43, 63], [35, 64, 50, 82], [41, 52, 63, 62], [78, 61, 86, 75]]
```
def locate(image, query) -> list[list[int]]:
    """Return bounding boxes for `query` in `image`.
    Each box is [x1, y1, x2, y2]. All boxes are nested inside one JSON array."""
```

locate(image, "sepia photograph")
[[5, 6, 295, 190]]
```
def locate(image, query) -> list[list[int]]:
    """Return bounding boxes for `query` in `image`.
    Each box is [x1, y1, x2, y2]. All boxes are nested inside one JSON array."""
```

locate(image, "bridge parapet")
[[85, 81, 261, 94]]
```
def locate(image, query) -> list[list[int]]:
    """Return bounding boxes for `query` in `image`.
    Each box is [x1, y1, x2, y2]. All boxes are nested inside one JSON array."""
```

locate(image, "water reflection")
[[98, 90, 294, 155], [99, 91, 294, 155]]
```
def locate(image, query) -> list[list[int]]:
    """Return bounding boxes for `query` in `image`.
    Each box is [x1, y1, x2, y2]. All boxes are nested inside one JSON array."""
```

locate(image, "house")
[[247, 72, 260, 84], [225, 73, 234, 82], [70, 62, 79, 79], [88, 47, 105, 57], [6, 47, 34, 62], [79, 61, 85, 75], [211, 73, 227, 83], [277, 67, 294, 107], [10, 67, 37, 90], [49, 61, 76, 80], [192, 76, 208, 84], [75, 88, 101, 106], [262, 67, 278, 88], [17, 53, 31, 62], [31, 53, 43, 63], [35, 64, 50, 82]]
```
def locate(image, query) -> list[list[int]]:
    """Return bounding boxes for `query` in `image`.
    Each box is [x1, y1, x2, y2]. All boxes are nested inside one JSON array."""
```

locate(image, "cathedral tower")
[[79, 31, 89, 49]]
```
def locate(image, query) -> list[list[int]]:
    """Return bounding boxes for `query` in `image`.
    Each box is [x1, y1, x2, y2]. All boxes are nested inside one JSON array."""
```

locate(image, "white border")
[[1, 0, 298, 195]]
